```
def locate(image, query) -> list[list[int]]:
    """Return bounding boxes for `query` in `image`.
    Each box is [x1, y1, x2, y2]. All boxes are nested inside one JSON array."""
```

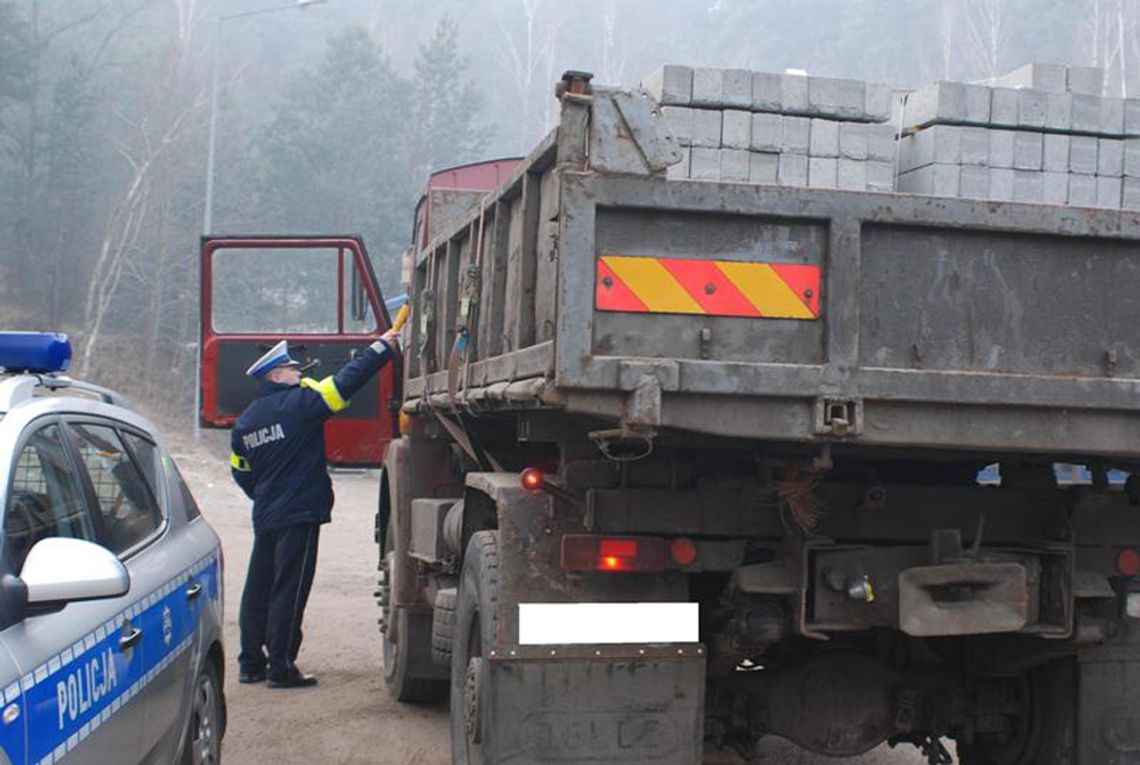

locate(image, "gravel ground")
[[172, 432, 931, 765]]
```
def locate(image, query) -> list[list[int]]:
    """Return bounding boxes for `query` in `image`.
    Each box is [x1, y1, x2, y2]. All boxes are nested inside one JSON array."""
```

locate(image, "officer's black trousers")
[[238, 522, 320, 678]]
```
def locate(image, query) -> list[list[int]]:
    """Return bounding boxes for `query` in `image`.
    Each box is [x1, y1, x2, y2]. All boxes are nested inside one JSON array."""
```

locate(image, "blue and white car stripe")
[[0, 552, 219, 765]]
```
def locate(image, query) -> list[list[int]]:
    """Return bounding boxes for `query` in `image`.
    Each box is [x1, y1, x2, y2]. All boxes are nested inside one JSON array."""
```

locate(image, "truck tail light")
[[670, 537, 698, 567], [561, 535, 667, 573], [1119, 549, 1140, 576], [520, 467, 544, 491]]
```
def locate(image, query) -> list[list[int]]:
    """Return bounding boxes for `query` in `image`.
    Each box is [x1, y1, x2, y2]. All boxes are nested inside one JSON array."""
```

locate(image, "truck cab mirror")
[[19, 537, 129, 610]]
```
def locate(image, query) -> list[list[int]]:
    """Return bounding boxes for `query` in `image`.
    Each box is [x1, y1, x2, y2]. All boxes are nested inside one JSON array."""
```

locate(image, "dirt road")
[[173, 434, 930, 765]]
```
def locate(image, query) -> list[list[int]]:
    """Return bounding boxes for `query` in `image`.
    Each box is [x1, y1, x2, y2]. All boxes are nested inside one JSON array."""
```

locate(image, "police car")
[[0, 333, 224, 764]]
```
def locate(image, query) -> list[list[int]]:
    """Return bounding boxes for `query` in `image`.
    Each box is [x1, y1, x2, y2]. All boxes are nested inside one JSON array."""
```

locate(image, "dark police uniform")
[[230, 341, 394, 684]]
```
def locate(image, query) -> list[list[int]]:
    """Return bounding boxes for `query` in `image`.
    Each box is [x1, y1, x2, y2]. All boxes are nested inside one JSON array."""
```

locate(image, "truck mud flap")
[[1080, 657, 1140, 764], [484, 644, 706, 764]]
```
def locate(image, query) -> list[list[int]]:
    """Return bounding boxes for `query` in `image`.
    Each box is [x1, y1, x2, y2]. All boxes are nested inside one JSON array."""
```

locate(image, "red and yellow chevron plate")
[[595, 254, 821, 320]]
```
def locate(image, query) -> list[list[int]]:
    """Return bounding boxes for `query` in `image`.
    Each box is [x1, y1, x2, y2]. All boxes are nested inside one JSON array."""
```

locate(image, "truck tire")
[[957, 658, 1075, 765], [380, 517, 448, 702], [451, 531, 500, 765], [432, 588, 458, 664]]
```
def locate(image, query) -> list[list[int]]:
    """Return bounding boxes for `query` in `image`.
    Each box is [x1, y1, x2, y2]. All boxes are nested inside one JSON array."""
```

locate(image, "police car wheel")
[[956, 659, 1074, 765], [180, 661, 223, 765], [451, 531, 500, 765]]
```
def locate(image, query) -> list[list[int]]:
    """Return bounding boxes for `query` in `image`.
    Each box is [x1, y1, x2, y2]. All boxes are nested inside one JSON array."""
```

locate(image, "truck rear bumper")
[[483, 643, 706, 764]]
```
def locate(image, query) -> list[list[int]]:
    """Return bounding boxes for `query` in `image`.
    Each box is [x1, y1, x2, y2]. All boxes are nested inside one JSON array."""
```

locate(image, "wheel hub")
[[465, 656, 484, 744]]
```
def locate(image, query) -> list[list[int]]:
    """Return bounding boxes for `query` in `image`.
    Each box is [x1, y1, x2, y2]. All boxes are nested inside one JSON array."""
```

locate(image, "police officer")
[[230, 331, 399, 688]]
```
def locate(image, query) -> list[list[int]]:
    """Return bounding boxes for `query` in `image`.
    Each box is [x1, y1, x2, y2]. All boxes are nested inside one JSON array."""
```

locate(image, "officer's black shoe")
[[238, 669, 266, 684], [267, 668, 318, 689]]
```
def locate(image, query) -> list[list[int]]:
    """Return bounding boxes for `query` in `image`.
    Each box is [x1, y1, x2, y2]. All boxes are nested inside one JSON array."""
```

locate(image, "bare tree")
[[957, 0, 1013, 81]]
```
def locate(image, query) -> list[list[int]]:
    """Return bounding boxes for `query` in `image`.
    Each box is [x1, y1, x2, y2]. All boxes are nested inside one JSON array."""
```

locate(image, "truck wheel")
[[957, 658, 1075, 765], [451, 531, 500, 765], [432, 588, 458, 664], [380, 518, 448, 702]]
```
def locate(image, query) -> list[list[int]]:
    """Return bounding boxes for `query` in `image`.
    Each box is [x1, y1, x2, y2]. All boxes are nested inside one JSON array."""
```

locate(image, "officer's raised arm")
[[298, 329, 401, 418]]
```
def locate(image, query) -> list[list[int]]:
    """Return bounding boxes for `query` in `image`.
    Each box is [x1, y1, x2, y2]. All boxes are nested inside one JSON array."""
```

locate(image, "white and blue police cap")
[[246, 340, 301, 379]]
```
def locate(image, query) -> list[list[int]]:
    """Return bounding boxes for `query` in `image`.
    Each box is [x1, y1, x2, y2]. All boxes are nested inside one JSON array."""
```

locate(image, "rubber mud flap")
[[1080, 659, 1140, 765], [482, 644, 705, 764]]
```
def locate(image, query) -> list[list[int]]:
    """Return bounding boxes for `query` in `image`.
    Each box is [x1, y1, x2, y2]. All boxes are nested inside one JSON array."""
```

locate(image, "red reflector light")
[[670, 537, 698, 567], [561, 535, 667, 573], [1119, 549, 1140, 576], [520, 468, 544, 491]]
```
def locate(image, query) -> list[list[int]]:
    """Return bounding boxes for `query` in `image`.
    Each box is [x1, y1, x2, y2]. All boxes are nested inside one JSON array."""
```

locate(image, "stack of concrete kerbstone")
[[643, 65, 896, 192], [896, 63, 1140, 210]]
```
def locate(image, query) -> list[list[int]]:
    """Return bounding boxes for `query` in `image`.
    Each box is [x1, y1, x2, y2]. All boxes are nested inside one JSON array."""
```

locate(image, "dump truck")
[[199, 70, 1140, 764]]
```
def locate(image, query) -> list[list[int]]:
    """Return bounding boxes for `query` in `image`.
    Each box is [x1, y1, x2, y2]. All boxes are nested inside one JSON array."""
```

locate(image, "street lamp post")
[[195, 0, 327, 439]]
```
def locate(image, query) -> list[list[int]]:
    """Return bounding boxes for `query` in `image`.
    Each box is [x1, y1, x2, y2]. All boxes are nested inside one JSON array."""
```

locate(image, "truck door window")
[[211, 247, 339, 334], [5, 424, 96, 574], [343, 249, 377, 334], [68, 423, 161, 555]]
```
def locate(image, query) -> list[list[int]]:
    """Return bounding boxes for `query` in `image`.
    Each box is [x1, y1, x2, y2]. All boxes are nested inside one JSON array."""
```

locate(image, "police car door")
[[199, 236, 398, 466], [0, 642, 22, 765], [0, 417, 147, 764]]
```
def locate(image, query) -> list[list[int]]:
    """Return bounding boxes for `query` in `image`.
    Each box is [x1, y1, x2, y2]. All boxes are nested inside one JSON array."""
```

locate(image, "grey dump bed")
[[404, 77, 1140, 459]]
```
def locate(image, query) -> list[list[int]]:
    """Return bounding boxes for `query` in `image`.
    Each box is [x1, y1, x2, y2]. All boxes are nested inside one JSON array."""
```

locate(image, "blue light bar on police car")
[[0, 332, 72, 374]]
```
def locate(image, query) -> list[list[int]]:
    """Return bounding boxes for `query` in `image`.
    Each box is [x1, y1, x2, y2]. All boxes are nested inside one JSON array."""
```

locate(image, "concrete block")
[[1097, 176, 1123, 208], [1043, 171, 1068, 205], [995, 62, 1067, 92], [643, 65, 692, 105], [989, 168, 1015, 201], [781, 116, 811, 155], [749, 152, 779, 184], [1068, 66, 1105, 96], [899, 164, 960, 197], [722, 110, 752, 150], [837, 158, 867, 190], [1071, 94, 1101, 133], [865, 82, 892, 122], [961, 127, 989, 166], [692, 109, 722, 148], [722, 69, 752, 109], [1045, 91, 1073, 131], [720, 148, 750, 182], [839, 123, 868, 160], [1043, 134, 1070, 173], [1013, 171, 1043, 203], [964, 84, 992, 124], [778, 152, 808, 186], [781, 73, 809, 114], [904, 82, 966, 128], [989, 130, 1016, 169], [866, 160, 894, 192], [1068, 174, 1097, 207], [751, 72, 782, 112], [1102, 98, 1126, 136], [1126, 140, 1140, 177], [661, 106, 694, 146], [899, 125, 961, 172], [690, 148, 720, 180], [896, 167, 930, 195], [691, 68, 723, 107], [1098, 138, 1124, 177], [990, 88, 1019, 127], [959, 165, 989, 199], [751, 113, 782, 152], [1013, 132, 1043, 171], [808, 157, 838, 188], [667, 147, 691, 180], [1123, 178, 1140, 211], [810, 118, 840, 158], [1125, 99, 1140, 136], [1070, 135, 1099, 174], [1017, 89, 1048, 128], [808, 76, 865, 120], [866, 124, 895, 161]]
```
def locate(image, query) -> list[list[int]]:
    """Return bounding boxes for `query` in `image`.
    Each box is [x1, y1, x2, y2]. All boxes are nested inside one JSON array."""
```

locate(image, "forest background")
[[1, 0, 1137, 420]]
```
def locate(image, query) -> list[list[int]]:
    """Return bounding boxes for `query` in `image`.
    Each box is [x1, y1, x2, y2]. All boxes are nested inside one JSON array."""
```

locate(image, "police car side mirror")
[[18, 538, 130, 611]]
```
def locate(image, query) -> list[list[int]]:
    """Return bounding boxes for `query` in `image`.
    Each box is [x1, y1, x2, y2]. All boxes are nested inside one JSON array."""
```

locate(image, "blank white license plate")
[[518, 602, 699, 645]]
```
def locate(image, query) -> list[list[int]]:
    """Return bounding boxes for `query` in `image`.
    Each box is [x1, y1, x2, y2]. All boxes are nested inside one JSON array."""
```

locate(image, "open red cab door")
[[199, 236, 397, 467]]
